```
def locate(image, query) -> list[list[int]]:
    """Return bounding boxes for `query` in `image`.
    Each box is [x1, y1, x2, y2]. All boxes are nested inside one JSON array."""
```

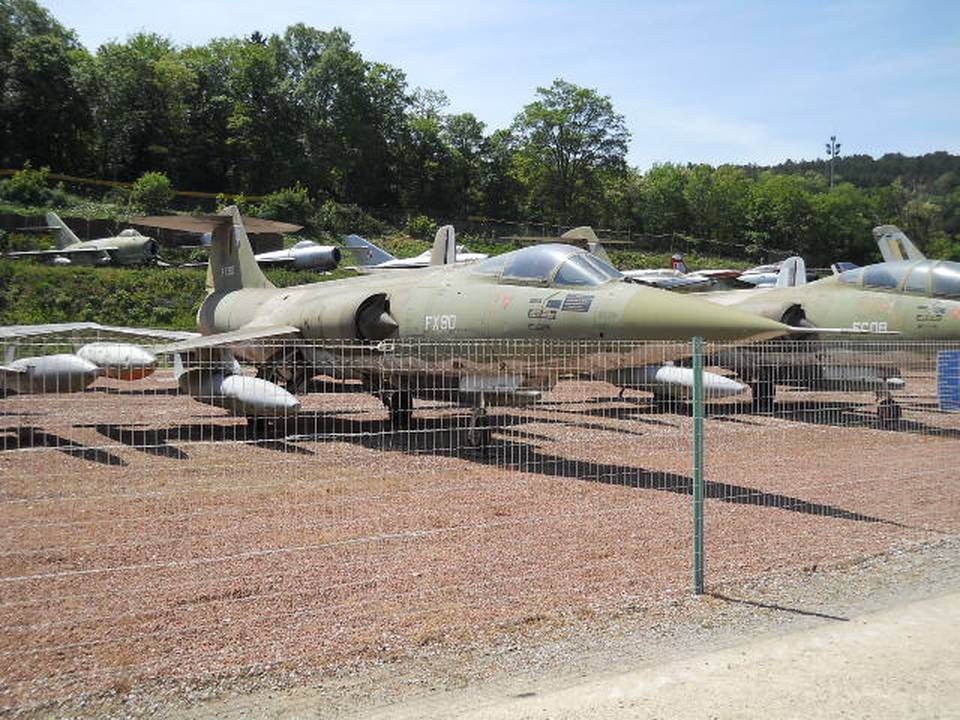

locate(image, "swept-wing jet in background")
[[565, 227, 746, 291], [344, 228, 488, 271], [567, 226, 796, 291], [4, 213, 160, 266]]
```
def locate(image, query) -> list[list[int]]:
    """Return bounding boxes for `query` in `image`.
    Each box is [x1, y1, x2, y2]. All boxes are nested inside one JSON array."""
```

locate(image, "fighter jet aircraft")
[[4, 213, 160, 266], [564, 227, 744, 291], [344, 228, 488, 271], [699, 225, 960, 417], [124, 206, 823, 435], [194, 234, 342, 271]]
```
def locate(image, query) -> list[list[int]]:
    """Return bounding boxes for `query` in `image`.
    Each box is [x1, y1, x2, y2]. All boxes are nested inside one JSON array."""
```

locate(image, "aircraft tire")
[[877, 398, 902, 426], [386, 391, 413, 428], [467, 411, 491, 453], [751, 381, 776, 412]]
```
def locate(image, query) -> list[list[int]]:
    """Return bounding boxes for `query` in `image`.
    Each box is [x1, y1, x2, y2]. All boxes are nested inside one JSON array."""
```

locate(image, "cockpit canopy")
[[838, 259, 960, 298], [473, 243, 623, 287]]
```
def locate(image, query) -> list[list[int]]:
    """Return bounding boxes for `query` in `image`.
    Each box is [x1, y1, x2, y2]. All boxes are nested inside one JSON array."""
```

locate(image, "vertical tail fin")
[[45, 212, 80, 249], [343, 234, 396, 266], [562, 226, 614, 265], [206, 206, 274, 293], [775, 256, 807, 288], [874, 225, 925, 262], [430, 225, 457, 265]]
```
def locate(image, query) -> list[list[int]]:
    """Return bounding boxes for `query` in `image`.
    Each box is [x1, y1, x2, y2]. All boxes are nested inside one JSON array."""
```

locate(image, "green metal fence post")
[[692, 336, 705, 595]]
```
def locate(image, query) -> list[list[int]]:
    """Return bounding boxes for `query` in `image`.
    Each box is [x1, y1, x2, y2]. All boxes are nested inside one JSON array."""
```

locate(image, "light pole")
[[825, 135, 841, 189]]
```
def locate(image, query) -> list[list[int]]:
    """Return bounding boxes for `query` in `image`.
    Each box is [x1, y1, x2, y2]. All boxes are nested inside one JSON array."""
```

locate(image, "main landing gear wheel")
[[384, 390, 413, 428], [651, 391, 681, 415], [467, 407, 492, 454], [877, 397, 902, 426], [750, 380, 776, 413], [248, 415, 295, 439]]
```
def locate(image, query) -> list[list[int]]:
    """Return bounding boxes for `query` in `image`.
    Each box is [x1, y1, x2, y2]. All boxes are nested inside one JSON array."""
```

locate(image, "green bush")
[[0, 261, 353, 330], [313, 199, 386, 236], [0, 162, 55, 206], [405, 214, 438, 241], [255, 183, 314, 226], [130, 171, 175, 213]]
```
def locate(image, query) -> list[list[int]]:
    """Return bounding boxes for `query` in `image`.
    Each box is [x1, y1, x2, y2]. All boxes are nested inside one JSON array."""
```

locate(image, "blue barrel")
[[938, 350, 960, 411]]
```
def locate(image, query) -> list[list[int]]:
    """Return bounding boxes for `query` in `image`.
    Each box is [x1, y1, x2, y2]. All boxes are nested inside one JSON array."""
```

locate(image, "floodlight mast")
[[825, 135, 841, 189]]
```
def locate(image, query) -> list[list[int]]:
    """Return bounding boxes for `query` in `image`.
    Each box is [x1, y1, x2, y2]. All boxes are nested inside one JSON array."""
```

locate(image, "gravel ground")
[[0, 369, 957, 716]]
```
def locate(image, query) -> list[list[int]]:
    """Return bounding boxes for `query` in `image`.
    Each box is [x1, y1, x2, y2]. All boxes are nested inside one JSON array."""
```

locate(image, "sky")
[[44, 0, 960, 170]]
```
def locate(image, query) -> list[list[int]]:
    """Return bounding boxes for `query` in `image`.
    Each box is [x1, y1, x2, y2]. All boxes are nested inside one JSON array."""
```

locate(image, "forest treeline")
[[1, 0, 959, 265]]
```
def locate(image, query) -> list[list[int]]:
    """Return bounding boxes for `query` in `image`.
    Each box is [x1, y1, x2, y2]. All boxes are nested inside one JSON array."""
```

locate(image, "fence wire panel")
[[0, 336, 702, 710], [1, 335, 958, 710], [701, 339, 960, 591]]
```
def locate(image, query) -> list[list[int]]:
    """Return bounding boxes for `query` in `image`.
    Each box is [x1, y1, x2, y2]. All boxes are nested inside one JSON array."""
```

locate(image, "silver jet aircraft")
[[344, 227, 488, 271], [5, 212, 160, 266]]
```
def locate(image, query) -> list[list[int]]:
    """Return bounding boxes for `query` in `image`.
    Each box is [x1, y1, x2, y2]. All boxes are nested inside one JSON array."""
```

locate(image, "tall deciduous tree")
[[0, 0, 92, 171], [641, 163, 689, 234], [443, 112, 485, 216], [512, 79, 629, 223]]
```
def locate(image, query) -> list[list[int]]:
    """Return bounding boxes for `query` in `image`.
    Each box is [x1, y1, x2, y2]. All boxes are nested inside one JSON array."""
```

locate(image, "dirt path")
[[368, 591, 960, 720], [164, 538, 960, 720]]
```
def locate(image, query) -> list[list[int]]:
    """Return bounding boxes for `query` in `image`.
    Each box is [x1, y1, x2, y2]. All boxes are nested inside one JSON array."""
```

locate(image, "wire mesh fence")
[[0, 335, 958, 710]]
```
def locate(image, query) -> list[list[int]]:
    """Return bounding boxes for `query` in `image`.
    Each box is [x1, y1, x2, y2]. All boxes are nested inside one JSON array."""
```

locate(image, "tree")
[[683, 164, 751, 241], [0, 0, 92, 171], [511, 79, 629, 223], [746, 172, 815, 253], [89, 33, 196, 179], [640, 163, 689, 234], [475, 129, 523, 219], [2, 34, 92, 171], [443, 112, 485, 216], [399, 88, 454, 215], [809, 183, 878, 264]]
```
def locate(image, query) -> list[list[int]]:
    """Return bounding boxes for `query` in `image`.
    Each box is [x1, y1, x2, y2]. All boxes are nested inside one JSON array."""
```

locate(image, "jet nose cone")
[[623, 288, 789, 341]]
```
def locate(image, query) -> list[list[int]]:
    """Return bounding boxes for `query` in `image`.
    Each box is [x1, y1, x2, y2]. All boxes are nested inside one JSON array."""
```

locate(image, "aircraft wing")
[[130, 215, 303, 234], [5, 247, 118, 257], [157, 325, 301, 355], [628, 275, 715, 291]]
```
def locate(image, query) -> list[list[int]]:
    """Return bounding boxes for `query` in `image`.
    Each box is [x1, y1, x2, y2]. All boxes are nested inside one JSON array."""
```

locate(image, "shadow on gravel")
[[0, 426, 127, 466], [648, 397, 960, 439], [84, 421, 315, 458], [93, 424, 189, 460], [708, 592, 849, 622], [120, 410, 895, 526], [87, 386, 180, 396]]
